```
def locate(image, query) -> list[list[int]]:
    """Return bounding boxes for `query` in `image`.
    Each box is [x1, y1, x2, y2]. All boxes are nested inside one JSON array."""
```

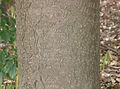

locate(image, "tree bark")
[[16, 0, 100, 89]]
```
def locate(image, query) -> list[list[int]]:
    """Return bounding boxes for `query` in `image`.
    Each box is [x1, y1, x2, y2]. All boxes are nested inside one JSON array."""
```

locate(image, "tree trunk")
[[16, 0, 100, 89]]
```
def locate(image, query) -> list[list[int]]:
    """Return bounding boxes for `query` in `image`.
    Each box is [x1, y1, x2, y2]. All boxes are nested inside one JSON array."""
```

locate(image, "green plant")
[[100, 51, 112, 70], [0, 0, 17, 88]]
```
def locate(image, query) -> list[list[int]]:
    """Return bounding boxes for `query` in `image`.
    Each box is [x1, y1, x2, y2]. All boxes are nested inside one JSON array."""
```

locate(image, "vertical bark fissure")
[[40, 75, 46, 89]]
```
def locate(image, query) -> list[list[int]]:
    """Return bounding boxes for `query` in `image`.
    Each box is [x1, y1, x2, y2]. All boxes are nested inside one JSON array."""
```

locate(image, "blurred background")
[[0, 0, 17, 89], [0, 0, 120, 89], [100, 0, 120, 89]]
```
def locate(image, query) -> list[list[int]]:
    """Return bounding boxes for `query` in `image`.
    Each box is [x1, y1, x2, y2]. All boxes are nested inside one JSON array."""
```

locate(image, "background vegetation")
[[0, 0, 17, 89]]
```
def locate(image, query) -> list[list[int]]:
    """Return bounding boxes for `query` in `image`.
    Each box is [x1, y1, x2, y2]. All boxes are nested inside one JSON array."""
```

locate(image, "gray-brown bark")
[[16, 0, 100, 89]]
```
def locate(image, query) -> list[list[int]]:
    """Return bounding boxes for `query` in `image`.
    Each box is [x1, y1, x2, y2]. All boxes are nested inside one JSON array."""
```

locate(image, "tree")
[[16, 0, 100, 89]]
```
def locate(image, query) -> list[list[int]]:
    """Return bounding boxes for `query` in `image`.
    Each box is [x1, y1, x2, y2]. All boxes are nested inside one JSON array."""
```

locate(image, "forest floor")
[[100, 0, 120, 89]]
